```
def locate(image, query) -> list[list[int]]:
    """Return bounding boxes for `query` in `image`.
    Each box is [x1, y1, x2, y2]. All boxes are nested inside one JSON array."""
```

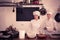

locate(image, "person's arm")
[[39, 20, 47, 34], [30, 21, 33, 30], [43, 21, 47, 30], [53, 20, 57, 31]]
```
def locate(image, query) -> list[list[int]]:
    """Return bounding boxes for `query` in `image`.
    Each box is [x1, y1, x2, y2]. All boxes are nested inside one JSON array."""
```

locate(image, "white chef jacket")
[[43, 18, 57, 35], [45, 18, 57, 31], [27, 19, 41, 38], [31, 19, 41, 34]]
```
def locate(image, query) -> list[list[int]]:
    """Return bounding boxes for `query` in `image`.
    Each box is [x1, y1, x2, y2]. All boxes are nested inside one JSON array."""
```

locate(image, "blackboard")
[[16, 7, 39, 21]]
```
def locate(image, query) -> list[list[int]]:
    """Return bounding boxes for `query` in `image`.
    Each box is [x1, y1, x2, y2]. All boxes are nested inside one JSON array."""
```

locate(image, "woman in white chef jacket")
[[27, 11, 41, 38], [43, 12, 57, 36]]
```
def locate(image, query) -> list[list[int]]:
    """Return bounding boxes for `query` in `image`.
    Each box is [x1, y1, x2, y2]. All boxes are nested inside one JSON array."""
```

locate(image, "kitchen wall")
[[0, 0, 60, 32]]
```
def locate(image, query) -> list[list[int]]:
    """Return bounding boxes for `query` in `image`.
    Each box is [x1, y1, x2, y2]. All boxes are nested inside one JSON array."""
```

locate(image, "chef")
[[43, 12, 57, 36], [27, 11, 41, 38]]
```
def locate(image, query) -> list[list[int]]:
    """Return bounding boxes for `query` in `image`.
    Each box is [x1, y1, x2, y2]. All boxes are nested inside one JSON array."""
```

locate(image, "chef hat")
[[47, 12, 52, 15], [33, 11, 40, 16]]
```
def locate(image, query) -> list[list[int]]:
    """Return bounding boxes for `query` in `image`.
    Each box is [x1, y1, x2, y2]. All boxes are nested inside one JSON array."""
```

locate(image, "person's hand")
[[44, 27, 47, 30], [54, 27, 56, 31]]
